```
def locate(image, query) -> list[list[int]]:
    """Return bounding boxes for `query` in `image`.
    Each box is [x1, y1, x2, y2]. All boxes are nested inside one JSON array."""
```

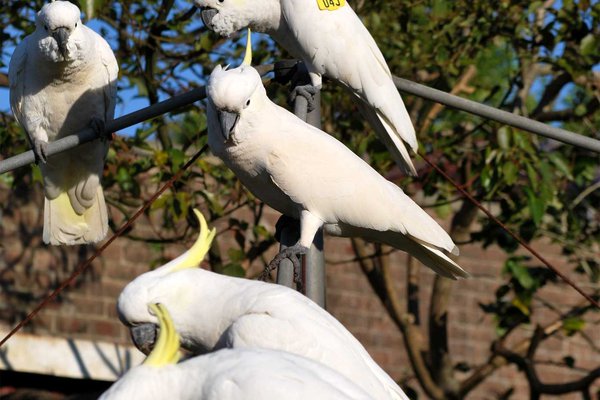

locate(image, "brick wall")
[[1, 184, 598, 399]]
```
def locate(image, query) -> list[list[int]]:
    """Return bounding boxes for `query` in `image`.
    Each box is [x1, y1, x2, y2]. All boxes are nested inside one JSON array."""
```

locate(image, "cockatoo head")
[[207, 28, 265, 143], [207, 64, 264, 142], [117, 210, 216, 355], [36, 1, 84, 62], [193, 0, 280, 37]]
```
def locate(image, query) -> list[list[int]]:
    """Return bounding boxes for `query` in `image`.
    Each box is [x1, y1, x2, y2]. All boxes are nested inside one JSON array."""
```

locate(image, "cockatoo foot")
[[90, 117, 111, 142], [267, 244, 308, 285], [33, 139, 49, 164], [289, 84, 319, 113]]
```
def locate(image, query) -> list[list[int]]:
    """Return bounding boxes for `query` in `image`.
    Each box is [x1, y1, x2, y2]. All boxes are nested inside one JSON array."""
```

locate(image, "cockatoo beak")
[[130, 323, 157, 355], [218, 110, 239, 142], [52, 27, 70, 58], [200, 8, 218, 31]]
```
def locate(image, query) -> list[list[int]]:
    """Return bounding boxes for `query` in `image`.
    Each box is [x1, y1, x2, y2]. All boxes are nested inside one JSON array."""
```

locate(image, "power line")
[[419, 150, 599, 309]]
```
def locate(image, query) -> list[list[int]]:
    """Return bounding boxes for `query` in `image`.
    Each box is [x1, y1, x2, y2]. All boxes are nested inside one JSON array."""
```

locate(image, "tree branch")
[[428, 200, 478, 397], [493, 331, 600, 396], [352, 239, 445, 399], [530, 72, 571, 118], [460, 300, 595, 395]]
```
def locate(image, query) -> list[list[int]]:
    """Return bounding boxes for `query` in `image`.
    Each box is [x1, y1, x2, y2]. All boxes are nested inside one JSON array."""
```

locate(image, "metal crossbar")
[[1, 63, 599, 175], [393, 76, 600, 152]]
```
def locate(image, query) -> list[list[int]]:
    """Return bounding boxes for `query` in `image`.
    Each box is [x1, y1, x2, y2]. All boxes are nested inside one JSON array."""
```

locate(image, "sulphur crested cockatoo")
[[204, 37, 467, 280], [102, 302, 375, 400], [9, 1, 118, 245], [194, 0, 418, 175], [118, 210, 409, 400]]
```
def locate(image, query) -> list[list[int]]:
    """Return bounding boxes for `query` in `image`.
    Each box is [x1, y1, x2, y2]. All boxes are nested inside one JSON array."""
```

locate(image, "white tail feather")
[[43, 187, 108, 245]]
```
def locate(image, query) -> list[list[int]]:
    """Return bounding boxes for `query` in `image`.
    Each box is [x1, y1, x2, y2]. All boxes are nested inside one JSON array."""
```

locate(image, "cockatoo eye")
[[75, 22, 78, 27], [218, 0, 224, 2], [245, 99, 251, 107]]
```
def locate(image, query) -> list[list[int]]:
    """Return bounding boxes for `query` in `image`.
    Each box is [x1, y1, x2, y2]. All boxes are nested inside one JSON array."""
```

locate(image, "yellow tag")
[[317, 0, 345, 11]]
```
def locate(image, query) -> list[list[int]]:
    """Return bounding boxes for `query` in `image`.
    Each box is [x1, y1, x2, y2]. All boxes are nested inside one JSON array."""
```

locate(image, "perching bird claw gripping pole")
[[274, 60, 326, 308]]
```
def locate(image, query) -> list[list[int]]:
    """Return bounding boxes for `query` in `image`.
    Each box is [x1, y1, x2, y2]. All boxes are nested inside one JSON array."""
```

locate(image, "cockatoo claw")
[[267, 244, 308, 286], [90, 117, 111, 142], [289, 84, 319, 113], [33, 139, 49, 164]]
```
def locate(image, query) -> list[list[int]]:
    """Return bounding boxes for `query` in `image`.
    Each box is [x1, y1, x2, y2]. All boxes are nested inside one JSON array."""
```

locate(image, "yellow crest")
[[242, 28, 252, 66], [143, 303, 181, 367], [169, 209, 217, 272]]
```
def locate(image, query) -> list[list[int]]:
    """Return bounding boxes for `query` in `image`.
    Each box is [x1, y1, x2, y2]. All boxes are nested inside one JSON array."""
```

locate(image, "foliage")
[[0, 0, 599, 398]]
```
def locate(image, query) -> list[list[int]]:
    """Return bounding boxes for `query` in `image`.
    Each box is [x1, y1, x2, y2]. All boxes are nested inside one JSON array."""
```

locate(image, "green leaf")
[[504, 258, 535, 289], [580, 33, 597, 56], [227, 248, 245, 263], [502, 161, 518, 185], [511, 297, 530, 316], [525, 187, 545, 226], [220, 263, 246, 278], [562, 316, 585, 336], [547, 153, 573, 179]]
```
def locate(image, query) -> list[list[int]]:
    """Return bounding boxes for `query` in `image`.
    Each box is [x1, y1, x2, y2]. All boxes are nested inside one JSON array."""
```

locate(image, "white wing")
[[264, 102, 454, 254], [279, 0, 417, 174], [86, 25, 119, 122], [8, 37, 29, 131]]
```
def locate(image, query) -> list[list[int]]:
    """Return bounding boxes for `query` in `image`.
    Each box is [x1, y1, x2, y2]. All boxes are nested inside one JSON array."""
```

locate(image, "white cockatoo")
[[204, 35, 468, 280], [9, 1, 118, 245], [102, 302, 376, 400], [193, 0, 418, 175], [118, 210, 410, 400]]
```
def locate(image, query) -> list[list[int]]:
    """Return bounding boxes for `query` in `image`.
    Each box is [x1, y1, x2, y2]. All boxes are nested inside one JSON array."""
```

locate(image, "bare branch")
[[351, 238, 445, 399]]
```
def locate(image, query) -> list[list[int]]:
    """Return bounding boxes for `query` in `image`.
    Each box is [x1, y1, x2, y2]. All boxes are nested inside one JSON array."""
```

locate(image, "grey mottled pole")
[[392, 76, 600, 153], [0, 86, 207, 174], [273, 60, 326, 307]]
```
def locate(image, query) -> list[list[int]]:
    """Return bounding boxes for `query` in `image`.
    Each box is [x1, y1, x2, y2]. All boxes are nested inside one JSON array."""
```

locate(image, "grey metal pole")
[[276, 224, 297, 288], [0, 64, 275, 175], [302, 89, 326, 308], [3, 64, 599, 176], [393, 76, 600, 153], [0, 86, 207, 174], [276, 62, 326, 308]]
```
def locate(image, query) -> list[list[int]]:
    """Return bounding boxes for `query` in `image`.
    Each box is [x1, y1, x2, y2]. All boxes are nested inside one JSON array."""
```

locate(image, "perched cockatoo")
[[118, 210, 410, 400], [204, 35, 468, 279], [193, 0, 418, 176], [9, 1, 118, 245], [102, 302, 376, 400]]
